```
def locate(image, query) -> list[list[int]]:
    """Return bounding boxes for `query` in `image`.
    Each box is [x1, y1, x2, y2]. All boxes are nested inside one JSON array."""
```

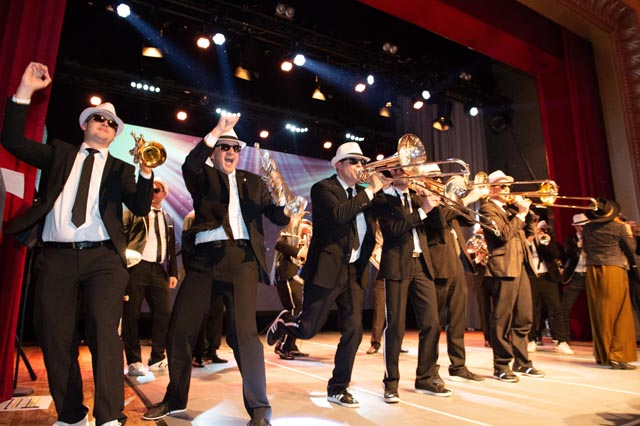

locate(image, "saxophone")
[[254, 143, 307, 216]]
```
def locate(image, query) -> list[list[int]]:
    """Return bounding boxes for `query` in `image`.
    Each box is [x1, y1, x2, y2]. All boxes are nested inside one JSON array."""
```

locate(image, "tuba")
[[129, 132, 167, 168], [254, 143, 307, 216]]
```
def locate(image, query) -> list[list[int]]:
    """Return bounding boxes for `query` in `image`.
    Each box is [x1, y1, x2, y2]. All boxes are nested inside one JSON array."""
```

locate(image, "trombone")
[[504, 180, 598, 210]]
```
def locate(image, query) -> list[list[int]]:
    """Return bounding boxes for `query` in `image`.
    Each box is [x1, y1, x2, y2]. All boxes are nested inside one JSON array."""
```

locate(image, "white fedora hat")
[[330, 142, 370, 168], [78, 102, 125, 137], [215, 128, 246, 149], [488, 170, 514, 184], [572, 213, 589, 225]]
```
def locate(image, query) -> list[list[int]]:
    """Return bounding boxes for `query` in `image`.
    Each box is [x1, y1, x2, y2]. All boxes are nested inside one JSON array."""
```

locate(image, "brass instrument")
[[536, 232, 551, 246], [357, 133, 426, 182], [466, 234, 488, 266], [280, 217, 312, 267], [129, 132, 166, 168], [504, 180, 598, 210], [254, 143, 307, 216]]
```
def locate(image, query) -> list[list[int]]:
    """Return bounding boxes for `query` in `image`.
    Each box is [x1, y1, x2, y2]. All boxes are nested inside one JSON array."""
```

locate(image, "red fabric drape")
[[0, 0, 66, 400]]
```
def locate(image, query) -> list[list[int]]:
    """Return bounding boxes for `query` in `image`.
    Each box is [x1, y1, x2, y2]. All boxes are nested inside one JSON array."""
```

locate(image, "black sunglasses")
[[88, 114, 118, 130], [153, 188, 164, 193], [216, 143, 242, 153], [342, 157, 366, 166], [491, 184, 510, 189]]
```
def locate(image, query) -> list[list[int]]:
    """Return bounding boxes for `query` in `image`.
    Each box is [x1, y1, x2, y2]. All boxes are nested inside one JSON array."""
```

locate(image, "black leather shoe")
[[493, 369, 519, 383], [610, 360, 637, 370], [247, 417, 271, 426], [327, 389, 359, 407], [415, 382, 452, 397], [266, 310, 288, 346], [289, 349, 309, 357], [275, 348, 295, 360], [192, 358, 204, 368], [209, 351, 228, 364], [142, 402, 186, 420], [366, 343, 380, 354]]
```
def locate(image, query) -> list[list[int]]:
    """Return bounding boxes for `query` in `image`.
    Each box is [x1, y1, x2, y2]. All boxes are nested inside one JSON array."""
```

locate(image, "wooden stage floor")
[[3, 331, 640, 426]]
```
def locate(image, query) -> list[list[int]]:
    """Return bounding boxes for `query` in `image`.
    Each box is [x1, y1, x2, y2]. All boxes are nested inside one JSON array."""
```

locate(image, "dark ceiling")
[[46, 0, 508, 160]]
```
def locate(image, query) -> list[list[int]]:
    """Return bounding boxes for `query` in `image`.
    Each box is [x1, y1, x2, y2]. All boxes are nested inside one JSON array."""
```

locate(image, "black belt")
[[197, 239, 249, 249], [574, 272, 587, 276], [42, 240, 111, 250]]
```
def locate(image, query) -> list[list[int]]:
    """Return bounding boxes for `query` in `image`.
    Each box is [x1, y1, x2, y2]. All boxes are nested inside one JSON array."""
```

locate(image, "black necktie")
[[154, 210, 162, 263], [71, 148, 98, 227], [403, 192, 412, 213], [347, 188, 360, 250]]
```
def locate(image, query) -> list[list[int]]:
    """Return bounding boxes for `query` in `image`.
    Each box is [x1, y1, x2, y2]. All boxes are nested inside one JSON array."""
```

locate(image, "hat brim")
[[78, 107, 125, 137], [216, 135, 247, 149], [330, 153, 370, 168], [586, 198, 620, 223], [489, 176, 514, 184]]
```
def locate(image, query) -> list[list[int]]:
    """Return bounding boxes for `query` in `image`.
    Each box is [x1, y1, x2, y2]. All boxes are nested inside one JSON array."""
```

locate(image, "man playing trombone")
[[479, 170, 545, 382]]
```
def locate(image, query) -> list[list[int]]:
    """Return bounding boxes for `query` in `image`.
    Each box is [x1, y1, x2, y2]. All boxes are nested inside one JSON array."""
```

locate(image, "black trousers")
[[435, 258, 468, 373], [193, 295, 224, 359], [485, 266, 533, 371], [274, 274, 304, 351], [33, 244, 128, 426], [163, 244, 271, 421], [370, 278, 386, 345], [122, 260, 171, 365], [562, 272, 586, 338], [383, 257, 440, 392], [528, 272, 568, 343], [285, 263, 364, 394]]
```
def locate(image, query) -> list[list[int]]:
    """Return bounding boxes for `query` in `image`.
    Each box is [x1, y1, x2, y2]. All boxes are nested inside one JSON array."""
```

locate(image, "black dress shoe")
[[493, 368, 519, 383], [289, 350, 309, 357], [192, 358, 204, 368], [275, 348, 295, 360], [209, 351, 228, 364], [142, 402, 186, 420], [610, 360, 637, 370], [247, 417, 271, 426], [266, 310, 288, 346]]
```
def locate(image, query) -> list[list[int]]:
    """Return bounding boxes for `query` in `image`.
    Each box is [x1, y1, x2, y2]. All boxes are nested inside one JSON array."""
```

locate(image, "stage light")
[[422, 90, 431, 100], [275, 3, 295, 20], [413, 99, 424, 110], [459, 71, 472, 81], [142, 46, 163, 58], [196, 36, 211, 49], [280, 59, 293, 72], [215, 108, 241, 117], [311, 76, 326, 101], [259, 130, 270, 139], [382, 42, 398, 55], [285, 123, 308, 133], [432, 101, 454, 132], [293, 54, 306, 66], [379, 101, 392, 118], [235, 65, 252, 81], [116, 3, 131, 18], [89, 96, 102, 106], [323, 141, 333, 150], [346, 133, 364, 142], [176, 111, 188, 121], [465, 104, 479, 117], [130, 81, 161, 93], [367, 75, 375, 85], [212, 33, 226, 46], [354, 83, 366, 93]]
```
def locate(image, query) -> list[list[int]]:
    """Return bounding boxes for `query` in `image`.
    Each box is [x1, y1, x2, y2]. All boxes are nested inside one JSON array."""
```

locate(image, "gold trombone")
[[503, 180, 598, 210], [129, 132, 167, 168]]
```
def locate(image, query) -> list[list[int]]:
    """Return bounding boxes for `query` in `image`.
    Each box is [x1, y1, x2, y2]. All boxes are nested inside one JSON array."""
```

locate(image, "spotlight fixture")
[[465, 104, 480, 117], [489, 107, 513, 134], [142, 46, 163, 58], [234, 64, 252, 81], [89, 96, 102, 106], [382, 42, 398, 55], [413, 99, 424, 110], [215, 108, 241, 117], [275, 3, 295, 20], [354, 82, 366, 93], [196, 36, 211, 49], [346, 133, 364, 142], [367, 75, 375, 86], [432, 101, 454, 131], [259, 130, 270, 139], [293, 54, 306, 66], [323, 141, 333, 150], [311, 76, 326, 101], [116, 3, 131, 18], [212, 32, 226, 46], [285, 123, 308, 133], [130, 81, 160, 92], [280, 59, 293, 72], [459, 71, 472, 81], [421, 90, 431, 100], [379, 101, 392, 118], [176, 111, 188, 121]]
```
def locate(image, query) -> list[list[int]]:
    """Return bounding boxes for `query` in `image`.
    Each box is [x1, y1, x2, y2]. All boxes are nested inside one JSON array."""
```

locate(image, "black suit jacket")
[[1, 99, 153, 264], [376, 189, 434, 281], [123, 209, 178, 277], [274, 236, 302, 283], [531, 237, 563, 282], [424, 205, 476, 278], [479, 200, 536, 279], [300, 175, 382, 289], [182, 140, 289, 284]]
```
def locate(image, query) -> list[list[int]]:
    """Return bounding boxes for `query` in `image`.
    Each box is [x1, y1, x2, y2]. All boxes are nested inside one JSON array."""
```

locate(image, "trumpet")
[[505, 180, 598, 210], [129, 132, 166, 168]]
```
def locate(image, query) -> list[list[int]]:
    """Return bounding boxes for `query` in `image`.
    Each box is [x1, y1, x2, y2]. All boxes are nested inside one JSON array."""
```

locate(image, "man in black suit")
[[1, 62, 153, 426], [142, 114, 289, 426], [377, 167, 448, 402], [479, 170, 544, 383], [423, 171, 485, 383], [122, 178, 178, 376], [266, 142, 384, 408]]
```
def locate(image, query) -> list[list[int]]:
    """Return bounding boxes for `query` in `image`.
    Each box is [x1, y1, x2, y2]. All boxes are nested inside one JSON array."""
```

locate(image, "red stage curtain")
[[0, 0, 66, 400]]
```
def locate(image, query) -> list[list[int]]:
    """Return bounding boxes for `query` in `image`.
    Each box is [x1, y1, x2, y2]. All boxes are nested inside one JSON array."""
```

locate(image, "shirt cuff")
[[139, 170, 153, 180], [204, 132, 218, 148], [417, 208, 427, 220], [364, 187, 374, 200], [516, 213, 527, 222], [12, 95, 31, 105]]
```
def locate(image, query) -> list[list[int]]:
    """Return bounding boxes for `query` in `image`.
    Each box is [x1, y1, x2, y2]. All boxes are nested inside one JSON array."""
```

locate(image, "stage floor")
[[124, 331, 640, 426]]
